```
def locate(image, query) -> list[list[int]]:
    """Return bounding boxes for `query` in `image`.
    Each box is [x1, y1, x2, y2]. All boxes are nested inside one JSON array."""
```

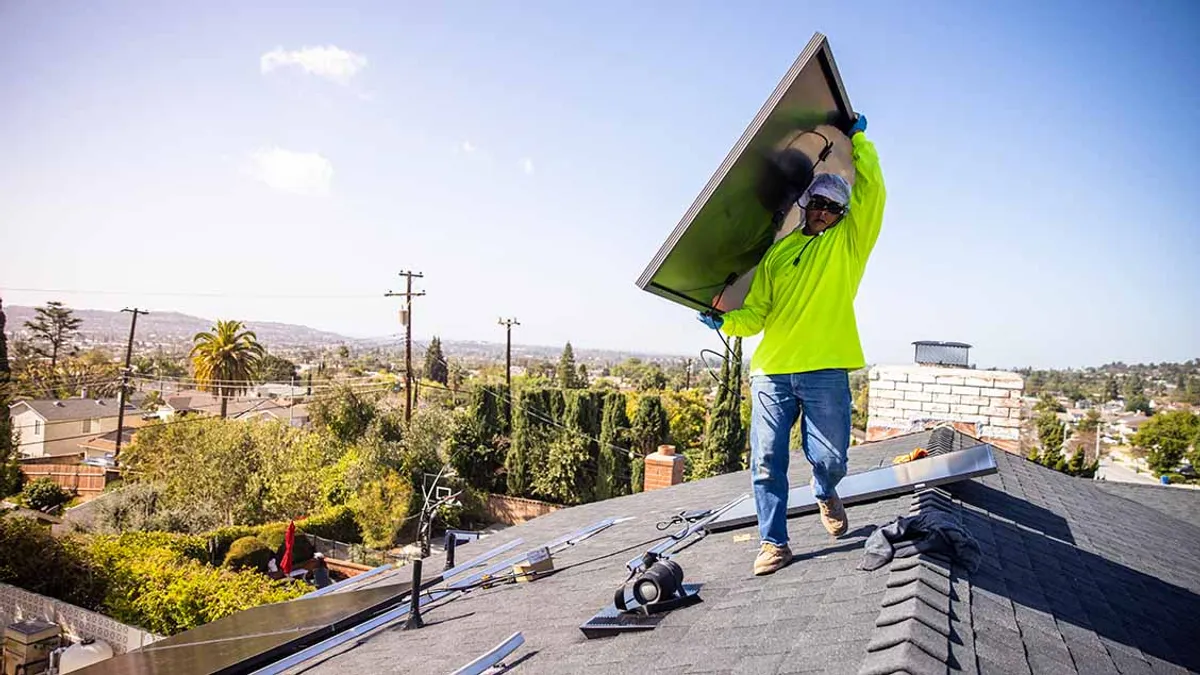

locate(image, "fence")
[[484, 494, 560, 525], [18, 462, 108, 498], [303, 534, 413, 568]]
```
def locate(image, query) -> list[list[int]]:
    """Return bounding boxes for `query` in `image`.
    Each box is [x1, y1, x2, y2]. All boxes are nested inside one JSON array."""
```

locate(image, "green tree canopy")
[[596, 392, 631, 500], [1034, 394, 1066, 414], [629, 395, 669, 493], [424, 337, 448, 385], [24, 301, 83, 369], [190, 320, 265, 418], [1131, 410, 1200, 475], [257, 353, 298, 382], [1078, 408, 1102, 433], [1104, 375, 1120, 402], [1125, 394, 1152, 415], [557, 342, 580, 389]]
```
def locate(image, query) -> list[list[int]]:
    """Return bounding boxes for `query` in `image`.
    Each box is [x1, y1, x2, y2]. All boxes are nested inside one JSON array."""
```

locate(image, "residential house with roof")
[[7, 397, 139, 459], [78, 427, 137, 466], [160, 390, 293, 422], [83, 429, 1200, 675]]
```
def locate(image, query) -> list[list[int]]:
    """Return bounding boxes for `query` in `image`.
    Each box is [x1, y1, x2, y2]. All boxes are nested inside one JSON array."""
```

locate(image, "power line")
[[128, 373, 385, 388], [0, 287, 383, 300], [385, 271, 425, 425], [115, 307, 148, 459]]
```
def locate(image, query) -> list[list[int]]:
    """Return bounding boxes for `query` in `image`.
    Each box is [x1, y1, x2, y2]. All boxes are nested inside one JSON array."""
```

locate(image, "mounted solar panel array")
[[74, 584, 412, 675], [705, 443, 998, 532], [254, 517, 619, 675], [636, 32, 856, 313]]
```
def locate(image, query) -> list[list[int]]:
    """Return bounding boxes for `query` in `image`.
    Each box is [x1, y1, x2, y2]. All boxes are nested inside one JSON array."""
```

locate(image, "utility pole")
[[386, 272, 425, 425], [683, 358, 693, 390], [114, 308, 148, 460], [498, 318, 520, 391]]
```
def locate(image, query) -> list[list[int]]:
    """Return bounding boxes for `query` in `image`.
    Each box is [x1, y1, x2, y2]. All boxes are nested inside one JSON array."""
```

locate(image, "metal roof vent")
[[913, 341, 972, 368]]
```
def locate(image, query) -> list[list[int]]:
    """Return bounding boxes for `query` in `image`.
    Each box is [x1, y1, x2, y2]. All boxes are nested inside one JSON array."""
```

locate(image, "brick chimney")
[[644, 445, 685, 491], [867, 349, 1025, 453]]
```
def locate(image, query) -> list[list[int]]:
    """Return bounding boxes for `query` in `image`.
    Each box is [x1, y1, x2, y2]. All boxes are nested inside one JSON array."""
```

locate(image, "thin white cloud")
[[246, 147, 333, 196], [260, 45, 367, 84], [521, 158, 535, 175], [461, 140, 477, 154]]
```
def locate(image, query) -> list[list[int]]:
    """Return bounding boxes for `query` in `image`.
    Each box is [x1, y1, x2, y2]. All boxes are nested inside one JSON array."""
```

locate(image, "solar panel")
[[75, 584, 411, 675], [636, 32, 856, 312], [254, 518, 618, 673], [705, 443, 998, 532], [251, 590, 453, 675]]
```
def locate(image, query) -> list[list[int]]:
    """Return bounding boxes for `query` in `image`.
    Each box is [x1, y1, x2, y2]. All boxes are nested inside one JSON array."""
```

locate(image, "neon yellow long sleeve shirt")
[[720, 133, 886, 377]]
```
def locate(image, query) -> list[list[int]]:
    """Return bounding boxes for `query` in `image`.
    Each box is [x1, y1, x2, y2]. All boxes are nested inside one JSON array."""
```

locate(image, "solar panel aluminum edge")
[[705, 443, 998, 532], [636, 32, 855, 312]]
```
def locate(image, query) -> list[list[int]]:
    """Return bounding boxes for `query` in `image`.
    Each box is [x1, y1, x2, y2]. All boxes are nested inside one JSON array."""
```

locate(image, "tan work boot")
[[753, 542, 793, 576], [817, 494, 848, 537]]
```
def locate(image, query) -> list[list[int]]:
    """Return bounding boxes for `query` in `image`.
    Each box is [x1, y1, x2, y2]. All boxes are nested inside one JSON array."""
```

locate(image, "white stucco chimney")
[[866, 342, 1025, 453]]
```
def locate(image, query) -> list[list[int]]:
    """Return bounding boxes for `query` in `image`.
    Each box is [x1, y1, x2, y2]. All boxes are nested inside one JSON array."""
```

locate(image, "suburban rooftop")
[[291, 430, 1200, 675]]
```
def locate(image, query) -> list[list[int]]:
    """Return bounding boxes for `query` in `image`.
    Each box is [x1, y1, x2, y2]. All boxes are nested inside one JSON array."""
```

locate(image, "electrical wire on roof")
[[697, 279, 743, 404]]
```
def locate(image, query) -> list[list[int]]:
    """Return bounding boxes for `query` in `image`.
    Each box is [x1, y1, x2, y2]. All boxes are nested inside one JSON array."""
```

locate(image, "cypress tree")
[[597, 392, 631, 500], [537, 391, 599, 504], [630, 395, 669, 493], [424, 337, 448, 385], [557, 342, 580, 389]]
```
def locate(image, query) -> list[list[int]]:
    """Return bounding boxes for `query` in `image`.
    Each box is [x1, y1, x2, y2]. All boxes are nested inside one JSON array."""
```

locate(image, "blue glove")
[[697, 311, 723, 330], [848, 113, 867, 137]]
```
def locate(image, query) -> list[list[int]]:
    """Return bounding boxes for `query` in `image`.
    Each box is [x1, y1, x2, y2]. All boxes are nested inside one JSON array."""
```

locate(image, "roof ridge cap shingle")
[[859, 487, 969, 675]]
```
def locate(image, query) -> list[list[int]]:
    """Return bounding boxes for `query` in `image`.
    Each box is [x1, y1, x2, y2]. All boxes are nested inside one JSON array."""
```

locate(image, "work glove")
[[846, 113, 867, 137], [697, 311, 723, 331]]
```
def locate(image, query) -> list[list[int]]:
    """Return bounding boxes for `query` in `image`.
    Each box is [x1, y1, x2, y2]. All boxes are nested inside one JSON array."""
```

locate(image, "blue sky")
[[1, 0, 1197, 369]]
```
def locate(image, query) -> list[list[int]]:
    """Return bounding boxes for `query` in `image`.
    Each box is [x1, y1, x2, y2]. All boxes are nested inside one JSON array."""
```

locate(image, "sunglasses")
[[805, 195, 846, 215]]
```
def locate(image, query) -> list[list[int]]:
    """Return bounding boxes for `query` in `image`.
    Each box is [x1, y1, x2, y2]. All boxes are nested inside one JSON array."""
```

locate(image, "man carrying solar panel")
[[698, 113, 885, 575]]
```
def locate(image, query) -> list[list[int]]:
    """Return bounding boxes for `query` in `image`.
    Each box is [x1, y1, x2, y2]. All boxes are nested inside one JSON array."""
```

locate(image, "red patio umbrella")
[[281, 520, 296, 576]]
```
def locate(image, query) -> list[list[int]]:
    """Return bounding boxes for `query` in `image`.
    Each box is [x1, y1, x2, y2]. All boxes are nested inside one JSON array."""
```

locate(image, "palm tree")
[[190, 320, 265, 418]]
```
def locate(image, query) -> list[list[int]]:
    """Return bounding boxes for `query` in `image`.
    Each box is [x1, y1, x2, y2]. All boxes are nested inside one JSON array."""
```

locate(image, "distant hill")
[[4, 306, 355, 349], [3, 306, 691, 362]]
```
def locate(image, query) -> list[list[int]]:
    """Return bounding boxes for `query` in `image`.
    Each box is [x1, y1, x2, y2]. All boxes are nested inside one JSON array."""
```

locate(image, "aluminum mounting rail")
[[450, 632, 525, 675]]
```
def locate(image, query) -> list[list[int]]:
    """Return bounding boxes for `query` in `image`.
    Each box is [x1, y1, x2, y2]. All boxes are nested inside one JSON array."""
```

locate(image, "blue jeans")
[[750, 370, 851, 546]]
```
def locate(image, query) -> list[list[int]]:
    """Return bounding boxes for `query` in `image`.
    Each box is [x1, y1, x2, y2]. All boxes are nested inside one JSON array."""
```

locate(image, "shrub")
[[223, 537, 273, 572], [89, 543, 304, 635], [0, 517, 107, 609], [298, 505, 361, 544], [258, 523, 315, 563], [105, 531, 209, 564], [207, 526, 259, 566], [21, 478, 73, 512]]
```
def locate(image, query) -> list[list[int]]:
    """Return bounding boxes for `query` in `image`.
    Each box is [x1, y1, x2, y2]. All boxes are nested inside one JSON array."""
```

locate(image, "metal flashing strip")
[[706, 444, 998, 532], [450, 632, 526, 675]]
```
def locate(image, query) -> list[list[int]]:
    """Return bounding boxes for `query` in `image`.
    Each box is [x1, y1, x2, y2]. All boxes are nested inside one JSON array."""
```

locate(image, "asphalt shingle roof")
[[12, 397, 127, 421], [290, 431, 1200, 675]]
